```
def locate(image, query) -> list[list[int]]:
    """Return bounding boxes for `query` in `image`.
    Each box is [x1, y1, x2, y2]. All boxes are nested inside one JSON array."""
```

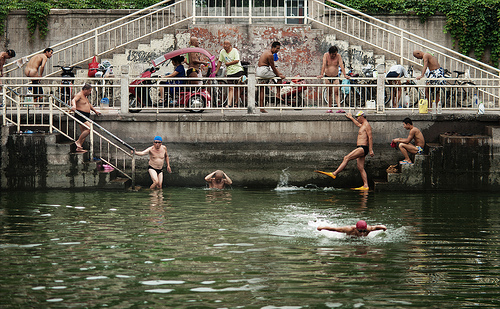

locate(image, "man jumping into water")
[[315, 111, 374, 190], [134, 136, 172, 190], [317, 220, 387, 237]]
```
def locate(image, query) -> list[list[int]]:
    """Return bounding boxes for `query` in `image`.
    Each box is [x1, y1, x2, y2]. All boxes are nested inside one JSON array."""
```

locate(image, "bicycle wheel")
[[322, 87, 347, 107], [456, 82, 475, 108]]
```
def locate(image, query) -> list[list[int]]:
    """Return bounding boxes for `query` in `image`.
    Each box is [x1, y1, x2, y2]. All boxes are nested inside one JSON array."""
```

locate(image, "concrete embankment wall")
[[2, 113, 500, 190]]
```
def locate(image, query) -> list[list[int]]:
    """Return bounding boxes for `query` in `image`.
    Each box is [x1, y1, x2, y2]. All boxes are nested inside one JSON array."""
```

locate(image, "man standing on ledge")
[[392, 117, 425, 164], [257, 41, 285, 113], [24, 48, 53, 99], [0, 49, 16, 78], [315, 111, 374, 190], [317, 220, 387, 237], [317, 46, 349, 110], [413, 50, 444, 104], [134, 136, 172, 190], [70, 83, 101, 153]]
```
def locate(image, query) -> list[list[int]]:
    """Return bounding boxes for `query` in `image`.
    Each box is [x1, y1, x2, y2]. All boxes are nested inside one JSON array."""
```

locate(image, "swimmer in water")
[[205, 170, 232, 189], [317, 220, 387, 237]]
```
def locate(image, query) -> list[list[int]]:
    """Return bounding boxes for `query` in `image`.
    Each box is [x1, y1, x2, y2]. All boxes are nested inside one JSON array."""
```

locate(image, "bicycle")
[[442, 69, 475, 108], [322, 65, 363, 108]]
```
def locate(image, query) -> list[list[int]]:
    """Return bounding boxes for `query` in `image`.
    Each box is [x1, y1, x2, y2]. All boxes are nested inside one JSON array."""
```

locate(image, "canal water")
[[1, 181, 499, 307]]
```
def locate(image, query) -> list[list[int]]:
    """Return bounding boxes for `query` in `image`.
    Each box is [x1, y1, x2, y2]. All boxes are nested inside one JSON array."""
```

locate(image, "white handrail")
[[4, 0, 191, 78]]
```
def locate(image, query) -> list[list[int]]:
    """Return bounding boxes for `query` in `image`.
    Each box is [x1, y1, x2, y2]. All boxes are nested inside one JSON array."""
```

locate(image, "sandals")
[[399, 160, 413, 165]]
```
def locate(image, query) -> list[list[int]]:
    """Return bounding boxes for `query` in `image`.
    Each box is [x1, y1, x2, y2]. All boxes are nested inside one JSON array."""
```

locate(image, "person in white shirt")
[[386, 64, 409, 108]]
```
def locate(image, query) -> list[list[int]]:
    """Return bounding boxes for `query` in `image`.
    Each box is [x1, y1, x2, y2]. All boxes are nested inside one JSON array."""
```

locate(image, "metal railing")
[[307, 0, 500, 99], [1, 84, 136, 184], [3, 0, 191, 79]]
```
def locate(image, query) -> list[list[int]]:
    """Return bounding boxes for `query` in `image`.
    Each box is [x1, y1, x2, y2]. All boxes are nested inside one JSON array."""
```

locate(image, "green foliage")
[[26, 1, 51, 40]]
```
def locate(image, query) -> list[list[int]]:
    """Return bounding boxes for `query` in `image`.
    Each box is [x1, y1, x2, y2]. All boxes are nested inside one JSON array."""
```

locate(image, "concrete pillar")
[[247, 66, 256, 114], [120, 65, 129, 114], [376, 69, 385, 113]]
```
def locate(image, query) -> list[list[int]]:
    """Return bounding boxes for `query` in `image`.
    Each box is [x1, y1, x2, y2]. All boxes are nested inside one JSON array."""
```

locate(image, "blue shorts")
[[416, 146, 424, 154]]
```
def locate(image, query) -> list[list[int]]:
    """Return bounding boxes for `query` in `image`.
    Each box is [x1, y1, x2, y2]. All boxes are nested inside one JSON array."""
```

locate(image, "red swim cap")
[[356, 220, 367, 230]]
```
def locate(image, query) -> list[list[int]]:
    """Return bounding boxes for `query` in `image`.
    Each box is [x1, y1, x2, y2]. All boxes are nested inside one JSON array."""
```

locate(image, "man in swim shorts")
[[205, 170, 233, 189], [70, 83, 101, 153], [134, 136, 172, 189], [391, 117, 425, 164], [315, 111, 374, 190], [317, 46, 349, 109], [317, 220, 387, 237], [413, 50, 444, 104], [256, 41, 285, 113], [24, 48, 53, 99], [186, 37, 208, 85]]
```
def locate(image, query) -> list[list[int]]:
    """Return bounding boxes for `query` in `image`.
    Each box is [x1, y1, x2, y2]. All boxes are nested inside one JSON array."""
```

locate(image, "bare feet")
[[260, 109, 268, 113]]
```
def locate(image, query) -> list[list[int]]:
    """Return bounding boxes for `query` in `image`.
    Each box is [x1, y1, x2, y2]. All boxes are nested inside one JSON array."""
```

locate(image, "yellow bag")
[[418, 99, 428, 114]]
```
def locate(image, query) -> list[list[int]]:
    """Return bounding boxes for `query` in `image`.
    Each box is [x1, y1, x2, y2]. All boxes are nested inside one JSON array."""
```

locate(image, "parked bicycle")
[[442, 69, 476, 108]]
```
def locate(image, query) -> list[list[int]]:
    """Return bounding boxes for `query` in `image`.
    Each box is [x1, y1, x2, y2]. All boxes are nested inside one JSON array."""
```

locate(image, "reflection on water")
[[1, 187, 500, 308]]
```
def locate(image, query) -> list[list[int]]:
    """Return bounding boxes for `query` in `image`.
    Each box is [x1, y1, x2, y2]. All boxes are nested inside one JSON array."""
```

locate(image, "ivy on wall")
[[1, 0, 499, 65]]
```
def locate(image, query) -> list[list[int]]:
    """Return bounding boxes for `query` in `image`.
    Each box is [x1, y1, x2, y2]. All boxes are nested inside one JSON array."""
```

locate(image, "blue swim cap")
[[154, 136, 162, 142]]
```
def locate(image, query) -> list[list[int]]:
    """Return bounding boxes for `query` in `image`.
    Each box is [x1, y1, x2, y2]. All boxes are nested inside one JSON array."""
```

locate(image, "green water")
[[1, 186, 499, 308]]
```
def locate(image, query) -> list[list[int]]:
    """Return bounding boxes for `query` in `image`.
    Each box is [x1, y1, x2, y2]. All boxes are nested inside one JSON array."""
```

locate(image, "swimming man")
[[205, 170, 233, 189], [392, 117, 425, 164], [134, 136, 172, 190], [317, 220, 387, 237]]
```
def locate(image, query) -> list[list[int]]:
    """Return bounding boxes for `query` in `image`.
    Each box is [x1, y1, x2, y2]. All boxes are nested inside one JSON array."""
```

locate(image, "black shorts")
[[228, 70, 245, 84], [31, 80, 43, 95], [148, 165, 163, 175], [357, 145, 369, 156], [187, 68, 199, 76], [75, 110, 90, 124]]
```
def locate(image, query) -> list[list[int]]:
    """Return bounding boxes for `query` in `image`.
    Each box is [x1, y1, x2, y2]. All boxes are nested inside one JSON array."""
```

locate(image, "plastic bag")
[[88, 56, 99, 77]]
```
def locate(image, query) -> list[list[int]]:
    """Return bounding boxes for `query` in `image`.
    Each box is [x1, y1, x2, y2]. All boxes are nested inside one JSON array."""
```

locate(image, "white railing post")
[[131, 153, 136, 188], [247, 66, 256, 114], [304, 0, 308, 24], [400, 30, 404, 65], [49, 96, 53, 134], [2, 86, 5, 126], [89, 122, 94, 160], [120, 66, 130, 114], [376, 70, 385, 113], [192, 0, 196, 25], [94, 30, 99, 56], [249, 0, 253, 24]]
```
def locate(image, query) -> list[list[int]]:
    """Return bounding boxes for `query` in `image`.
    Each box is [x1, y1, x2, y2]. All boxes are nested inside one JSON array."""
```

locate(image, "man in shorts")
[[134, 136, 172, 190], [70, 83, 101, 153], [24, 48, 53, 100], [315, 111, 374, 190], [215, 40, 244, 107], [186, 37, 208, 85], [256, 41, 285, 113], [391, 117, 425, 164], [413, 50, 444, 104], [317, 46, 349, 110]]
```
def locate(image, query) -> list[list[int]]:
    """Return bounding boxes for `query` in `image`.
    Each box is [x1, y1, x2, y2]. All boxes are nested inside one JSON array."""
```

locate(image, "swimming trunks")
[[416, 146, 424, 154], [324, 74, 340, 84], [187, 68, 199, 76], [357, 145, 369, 156], [148, 165, 163, 175], [425, 67, 446, 85], [256, 66, 277, 79], [75, 110, 90, 124], [31, 80, 43, 95]]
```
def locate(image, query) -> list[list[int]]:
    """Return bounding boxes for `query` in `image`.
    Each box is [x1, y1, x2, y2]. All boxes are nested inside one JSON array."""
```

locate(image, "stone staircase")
[[0, 125, 130, 190]]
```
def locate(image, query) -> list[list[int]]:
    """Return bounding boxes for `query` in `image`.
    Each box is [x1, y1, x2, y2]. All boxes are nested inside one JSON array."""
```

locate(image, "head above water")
[[356, 220, 367, 230], [355, 111, 365, 118], [214, 170, 224, 180]]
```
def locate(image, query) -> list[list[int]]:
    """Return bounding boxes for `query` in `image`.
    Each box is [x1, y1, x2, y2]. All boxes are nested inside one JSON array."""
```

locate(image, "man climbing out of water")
[[70, 83, 101, 153], [205, 170, 232, 189], [24, 48, 53, 100], [317, 220, 387, 237], [315, 111, 374, 190], [391, 117, 425, 164], [133, 136, 172, 190]]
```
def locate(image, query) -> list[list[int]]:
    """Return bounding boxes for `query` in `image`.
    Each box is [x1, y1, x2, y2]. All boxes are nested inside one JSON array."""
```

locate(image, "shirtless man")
[[392, 117, 425, 164], [0, 49, 15, 77], [317, 220, 387, 237], [24, 48, 53, 98], [317, 46, 349, 109], [70, 83, 101, 153], [205, 170, 233, 189], [413, 50, 444, 104], [315, 111, 374, 190], [134, 136, 172, 189], [257, 41, 285, 113], [186, 37, 208, 85]]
